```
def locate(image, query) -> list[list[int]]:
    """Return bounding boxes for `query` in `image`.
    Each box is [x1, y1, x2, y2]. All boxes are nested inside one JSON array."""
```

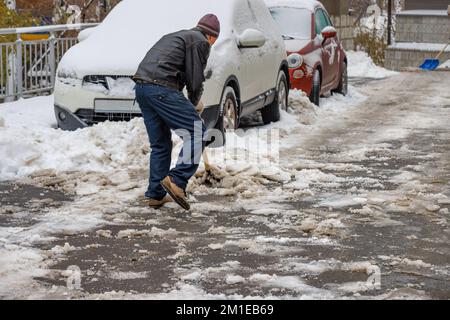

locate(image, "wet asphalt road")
[[1, 71, 449, 299]]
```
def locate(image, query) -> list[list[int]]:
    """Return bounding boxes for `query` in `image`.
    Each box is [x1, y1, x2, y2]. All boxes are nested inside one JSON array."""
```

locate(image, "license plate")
[[94, 99, 141, 113]]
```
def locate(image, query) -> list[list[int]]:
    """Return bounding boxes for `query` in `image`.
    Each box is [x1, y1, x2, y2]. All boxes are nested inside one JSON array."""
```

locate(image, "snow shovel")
[[200, 148, 226, 184], [196, 100, 212, 176], [195, 101, 226, 184], [420, 40, 450, 70]]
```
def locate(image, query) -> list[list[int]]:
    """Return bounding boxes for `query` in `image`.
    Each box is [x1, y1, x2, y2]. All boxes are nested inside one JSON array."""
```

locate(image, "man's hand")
[[196, 101, 205, 115]]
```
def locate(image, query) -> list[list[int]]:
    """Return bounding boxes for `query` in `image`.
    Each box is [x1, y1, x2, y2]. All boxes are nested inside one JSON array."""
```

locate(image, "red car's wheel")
[[334, 61, 348, 96]]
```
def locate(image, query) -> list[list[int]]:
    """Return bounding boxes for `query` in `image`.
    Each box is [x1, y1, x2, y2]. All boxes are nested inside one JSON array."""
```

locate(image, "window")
[[233, 0, 256, 33], [315, 9, 330, 35], [269, 7, 312, 39], [323, 10, 333, 27]]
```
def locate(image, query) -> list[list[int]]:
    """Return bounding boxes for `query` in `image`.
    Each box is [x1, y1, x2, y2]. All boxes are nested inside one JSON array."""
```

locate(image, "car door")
[[322, 10, 340, 84], [232, 0, 264, 105], [247, 0, 280, 94], [315, 8, 338, 86]]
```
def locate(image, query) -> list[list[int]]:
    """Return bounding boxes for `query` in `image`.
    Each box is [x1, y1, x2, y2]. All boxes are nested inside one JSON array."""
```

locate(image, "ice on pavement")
[[5, 52, 443, 299], [0, 87, 361, 297], [0, 84, 370, 298]]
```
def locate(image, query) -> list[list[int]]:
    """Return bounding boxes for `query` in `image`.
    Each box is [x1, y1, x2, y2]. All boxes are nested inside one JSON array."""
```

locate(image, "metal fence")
[[0, 23, 98, 102]]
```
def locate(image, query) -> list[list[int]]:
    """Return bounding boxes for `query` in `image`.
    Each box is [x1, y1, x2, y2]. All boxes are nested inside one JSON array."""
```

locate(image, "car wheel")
[[222, 88, 238, 131], [334, 61, 348, 96], [210, 86, 238, 148], [309, 69, 321, 107], [261, 71, 288, 125]]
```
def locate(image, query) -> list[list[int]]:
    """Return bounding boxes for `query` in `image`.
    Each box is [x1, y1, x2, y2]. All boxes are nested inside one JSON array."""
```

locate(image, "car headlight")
[[287, 53, 304, 69]]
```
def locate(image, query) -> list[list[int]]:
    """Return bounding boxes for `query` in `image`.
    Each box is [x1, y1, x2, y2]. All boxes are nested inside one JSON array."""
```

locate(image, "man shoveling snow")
[[133, 14, 220, 211]]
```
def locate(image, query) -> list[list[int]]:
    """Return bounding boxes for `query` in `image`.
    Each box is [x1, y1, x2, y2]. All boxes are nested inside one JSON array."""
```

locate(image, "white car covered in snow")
[[54, 0, 289, 134]]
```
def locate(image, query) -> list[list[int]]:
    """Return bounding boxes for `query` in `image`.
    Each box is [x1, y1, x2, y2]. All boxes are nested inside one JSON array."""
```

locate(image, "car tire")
[[210, 86, 238, 148], [309, 69, 321, 107], [334, 61, 348, 96], [261, 71, 288, 125]]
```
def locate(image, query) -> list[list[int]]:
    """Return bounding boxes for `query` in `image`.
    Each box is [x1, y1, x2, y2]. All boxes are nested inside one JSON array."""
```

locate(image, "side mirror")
[[238, 29, 266, 48], [321, 26, 337, 40]]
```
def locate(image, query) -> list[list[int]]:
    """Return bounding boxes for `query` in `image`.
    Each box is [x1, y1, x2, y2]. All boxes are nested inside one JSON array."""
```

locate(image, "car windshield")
[[269, 7, 311, 40]]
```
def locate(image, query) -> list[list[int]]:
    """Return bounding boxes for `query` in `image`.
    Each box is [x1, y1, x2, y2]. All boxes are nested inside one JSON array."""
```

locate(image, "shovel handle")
[[435, 41, 450, 60], [203, 150, 211, 172]]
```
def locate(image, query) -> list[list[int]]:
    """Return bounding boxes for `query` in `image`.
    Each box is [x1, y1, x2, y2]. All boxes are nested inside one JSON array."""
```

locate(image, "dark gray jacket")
[[134, 28, 211, 106]]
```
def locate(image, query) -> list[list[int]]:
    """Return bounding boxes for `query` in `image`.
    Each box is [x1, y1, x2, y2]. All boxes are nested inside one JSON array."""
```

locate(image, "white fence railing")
[[0, 23, 98, 102]]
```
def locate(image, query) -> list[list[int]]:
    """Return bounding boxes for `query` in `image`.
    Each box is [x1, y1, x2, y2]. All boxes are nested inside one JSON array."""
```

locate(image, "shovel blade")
[[420, 59, 440, 70]]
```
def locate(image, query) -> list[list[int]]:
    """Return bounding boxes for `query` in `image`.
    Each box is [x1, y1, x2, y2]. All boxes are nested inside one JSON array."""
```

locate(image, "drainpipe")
[[387, 0, 392, 45]]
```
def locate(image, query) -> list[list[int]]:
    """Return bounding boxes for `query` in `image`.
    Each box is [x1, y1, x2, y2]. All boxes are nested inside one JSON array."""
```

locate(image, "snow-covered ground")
[[346, 51, 398, 79], [1, 54, 449, 299], [0, 87, 366, 298]]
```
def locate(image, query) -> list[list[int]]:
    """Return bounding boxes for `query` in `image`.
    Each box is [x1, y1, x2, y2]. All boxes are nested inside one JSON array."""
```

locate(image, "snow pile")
[[0, 96, 312, 205], [194, 112, 294, 187], [0, 113, 150, 181], [347, 51, 398, 79], [0, 96, 56, 129], [0, 96, 295, 187], [437, 60, 450, 70], [0, 81, 367, 198], [288, 90, 318, 125]]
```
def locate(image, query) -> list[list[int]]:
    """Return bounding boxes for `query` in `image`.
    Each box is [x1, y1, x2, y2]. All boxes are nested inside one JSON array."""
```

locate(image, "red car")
[[267, 0, 348, 106]]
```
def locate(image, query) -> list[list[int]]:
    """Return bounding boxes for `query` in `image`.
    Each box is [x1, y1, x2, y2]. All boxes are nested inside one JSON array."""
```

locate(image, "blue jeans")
[[135, 83, 206, 200]]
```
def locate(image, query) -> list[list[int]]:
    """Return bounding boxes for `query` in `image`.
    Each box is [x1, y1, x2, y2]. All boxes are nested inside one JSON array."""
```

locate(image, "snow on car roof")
[[58, 0, 237, 76], [264, 0, 323, 12]]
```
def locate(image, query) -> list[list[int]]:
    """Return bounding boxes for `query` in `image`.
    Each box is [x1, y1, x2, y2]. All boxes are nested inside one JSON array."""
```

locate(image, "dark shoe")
[[160, 176, 190, 210], [143, 195, 172, 209]]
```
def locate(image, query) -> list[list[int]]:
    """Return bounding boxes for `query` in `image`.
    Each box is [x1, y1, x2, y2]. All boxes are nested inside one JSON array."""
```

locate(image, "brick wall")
[[385, 48, 450, 70], [396, 14, 450, 43], [385, 10, 450, 70]]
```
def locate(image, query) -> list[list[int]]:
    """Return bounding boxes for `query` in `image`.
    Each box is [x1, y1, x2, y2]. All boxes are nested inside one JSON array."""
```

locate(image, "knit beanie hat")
[[197, 14, 221, 38]]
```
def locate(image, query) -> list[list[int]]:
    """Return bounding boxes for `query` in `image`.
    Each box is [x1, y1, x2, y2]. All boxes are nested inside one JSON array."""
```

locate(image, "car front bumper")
[[289, 68, 313, 96], [54, 103, 221, 131]]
